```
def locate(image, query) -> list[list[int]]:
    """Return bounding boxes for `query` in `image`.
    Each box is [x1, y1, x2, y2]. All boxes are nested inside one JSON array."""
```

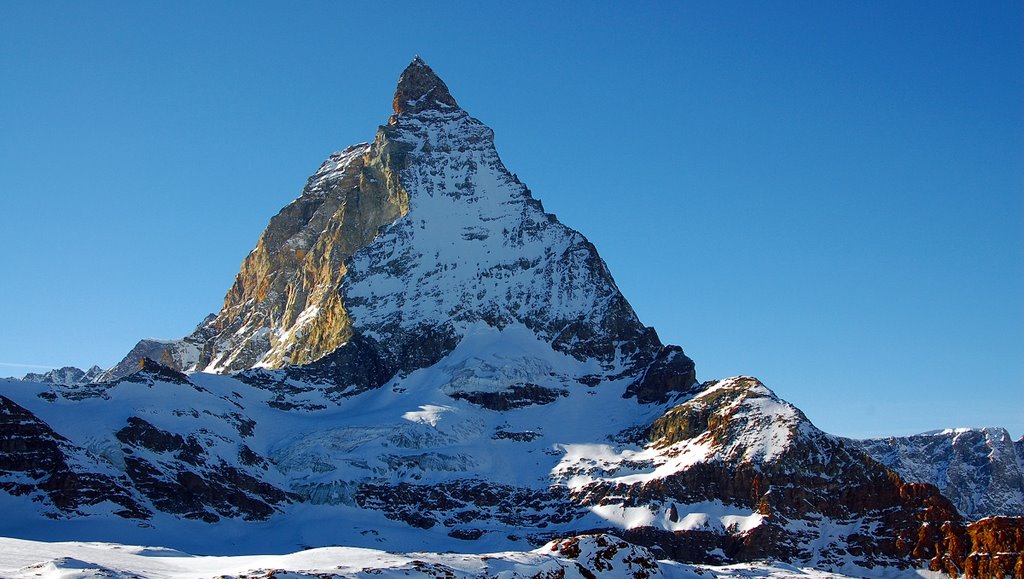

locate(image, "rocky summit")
[[1, 59, 1021, 578]]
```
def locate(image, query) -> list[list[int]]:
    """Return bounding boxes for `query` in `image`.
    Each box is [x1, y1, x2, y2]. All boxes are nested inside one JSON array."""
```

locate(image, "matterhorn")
[[2, 58, 1021, 579]]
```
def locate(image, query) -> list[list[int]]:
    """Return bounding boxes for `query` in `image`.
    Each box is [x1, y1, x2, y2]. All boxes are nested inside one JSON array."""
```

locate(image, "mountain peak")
[[391, 56, 458, 118]]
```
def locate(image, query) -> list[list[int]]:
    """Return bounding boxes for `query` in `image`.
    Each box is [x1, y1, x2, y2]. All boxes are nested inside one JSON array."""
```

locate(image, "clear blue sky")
[[1, 2, 1021, 439]]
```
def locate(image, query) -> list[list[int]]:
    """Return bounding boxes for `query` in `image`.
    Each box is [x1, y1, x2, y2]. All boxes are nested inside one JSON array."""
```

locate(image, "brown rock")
[[391, 56, 458, 119], [961, 517, 1024, 579]]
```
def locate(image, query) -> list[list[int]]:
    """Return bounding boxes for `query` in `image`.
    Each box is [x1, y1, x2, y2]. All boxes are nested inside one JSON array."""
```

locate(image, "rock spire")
[[391, 56, 458, 118]]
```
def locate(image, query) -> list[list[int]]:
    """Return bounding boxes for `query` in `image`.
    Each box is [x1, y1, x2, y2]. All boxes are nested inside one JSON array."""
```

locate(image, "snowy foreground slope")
[[0, 535, 941, 579], [0, 367, 991, 573], [3, 58, 1023, 578]]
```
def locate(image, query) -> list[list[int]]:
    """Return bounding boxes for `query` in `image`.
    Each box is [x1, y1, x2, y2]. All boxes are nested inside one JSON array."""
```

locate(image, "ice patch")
[[402, 404, 452, 427]]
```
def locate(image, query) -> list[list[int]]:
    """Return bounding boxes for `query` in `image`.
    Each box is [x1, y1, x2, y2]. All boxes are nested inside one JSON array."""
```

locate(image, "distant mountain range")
[[16, 365, 103, 386]]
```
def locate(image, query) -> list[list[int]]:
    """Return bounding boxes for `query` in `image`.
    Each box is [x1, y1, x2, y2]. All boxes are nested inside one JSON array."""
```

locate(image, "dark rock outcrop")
[[126, 357, 195, 387], [391, 56, 459, 118], [115, 414, 296, 522], [624, 345, 699, 404], [547, 534, 662, 579], [355, 480, 579, 530], [448, 383, 568, 411], [0, 395, 148, 519], [236, 323, 460, 406]]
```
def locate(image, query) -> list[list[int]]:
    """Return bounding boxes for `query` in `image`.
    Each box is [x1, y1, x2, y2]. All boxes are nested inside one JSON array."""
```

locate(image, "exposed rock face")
[[192, 140, 410, 373], [849, 428, 1024, 519], [921, 516, 1024, 579], [355, 480, 578, 531], [234, 322, 461, 409], [447, 383, 568, 411], [624, 345, 700, 404], [962, 517, 1024, 579], [102, 129, 413, 378]]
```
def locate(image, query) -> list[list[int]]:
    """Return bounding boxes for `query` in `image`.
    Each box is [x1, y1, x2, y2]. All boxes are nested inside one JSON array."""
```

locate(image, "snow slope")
[[0, 324, 679, 554], [0, 369, 967, 572], [0, 535, 940, 579]]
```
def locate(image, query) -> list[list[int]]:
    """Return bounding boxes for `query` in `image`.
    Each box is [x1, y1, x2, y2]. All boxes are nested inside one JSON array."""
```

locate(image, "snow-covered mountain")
[[847, 428, 1024, 519], [102, 57, 679, 391], [2, 58, 1021, 578]]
